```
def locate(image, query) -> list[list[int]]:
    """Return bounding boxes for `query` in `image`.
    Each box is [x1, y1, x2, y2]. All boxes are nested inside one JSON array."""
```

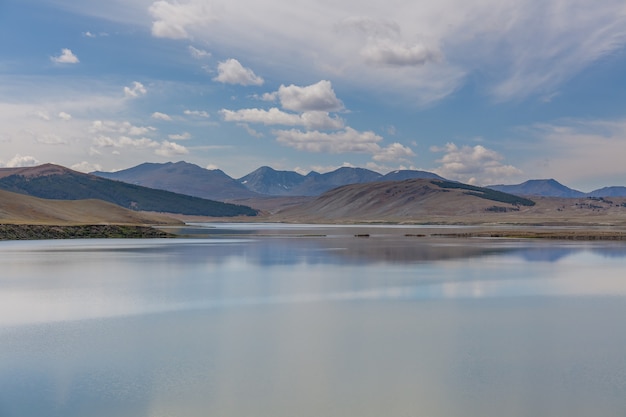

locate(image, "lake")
[[1, 223, 626, 417]]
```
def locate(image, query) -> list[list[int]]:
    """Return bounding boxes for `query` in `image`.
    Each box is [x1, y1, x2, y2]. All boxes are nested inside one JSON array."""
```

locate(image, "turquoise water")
[[1, 224, 625, 416]]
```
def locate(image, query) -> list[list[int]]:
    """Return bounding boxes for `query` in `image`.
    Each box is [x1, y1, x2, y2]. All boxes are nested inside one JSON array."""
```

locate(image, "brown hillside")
[[0, 163, 71, 179], [0, 189, 181, 225], [273, 179, 626, 225]]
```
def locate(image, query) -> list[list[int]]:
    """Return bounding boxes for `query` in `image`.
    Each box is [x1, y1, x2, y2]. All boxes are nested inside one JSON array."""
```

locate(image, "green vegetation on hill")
[[434, 180, 536, 206], [0, 172, 258, 217]]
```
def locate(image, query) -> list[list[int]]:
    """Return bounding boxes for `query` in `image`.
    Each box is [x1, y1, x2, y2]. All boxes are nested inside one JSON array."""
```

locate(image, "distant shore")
[[3, 222, 626, 241]]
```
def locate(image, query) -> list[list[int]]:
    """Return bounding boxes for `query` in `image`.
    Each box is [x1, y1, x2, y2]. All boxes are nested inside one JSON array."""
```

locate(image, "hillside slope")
[[273, 179, 626, 225], [0, 164, 258, 217], [0, 189, 180, 225], [275, 179, 535, 222]]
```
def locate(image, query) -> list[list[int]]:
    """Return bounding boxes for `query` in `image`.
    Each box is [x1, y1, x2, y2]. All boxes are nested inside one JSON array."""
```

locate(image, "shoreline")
[[0, 224, 174, 240], [2, 222, 626, 241]]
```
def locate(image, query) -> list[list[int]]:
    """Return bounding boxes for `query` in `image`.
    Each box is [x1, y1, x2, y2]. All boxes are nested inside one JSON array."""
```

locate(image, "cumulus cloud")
[[51, 48, 79, 64], [184, 109, 210, 118], [431, 143, 522, 185], [339, 17, 441, 67], [1, 154, 40, 168], [277, 81, 344, 112], [150, 0, 215, 39], [71, 161, 102, 172], [188, 45, 211, 59], [168, 132, 191, 140], [372, 142, 416, 162], [213, 59, 264, 86], [155, 140, 189, 157], [220, 108, 344, 130], [361, 40, 441, 67], [124, 81, 147, 98], [273, 127, 384, 154], [58, 112, 72, 121], [151, 111, 172, 121]]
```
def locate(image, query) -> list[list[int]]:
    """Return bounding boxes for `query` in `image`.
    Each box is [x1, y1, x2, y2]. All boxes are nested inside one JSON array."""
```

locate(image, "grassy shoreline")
[[0, 224, 174, 240]]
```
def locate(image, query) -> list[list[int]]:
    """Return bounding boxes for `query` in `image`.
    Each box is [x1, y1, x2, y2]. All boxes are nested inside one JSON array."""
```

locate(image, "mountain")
[[93, 161, 258, 201], [238, 166, 307, 196], [0, 164, 258, 217], [94, 162, 448, 198], [237, 166, 383, 196], [288, 167, 383, 196], [378, 169, 446, 182], [587, 186, 626, 198], [275, 179, 536, 222], [488, 179, 586, 198], [0, 188, 180, 225]]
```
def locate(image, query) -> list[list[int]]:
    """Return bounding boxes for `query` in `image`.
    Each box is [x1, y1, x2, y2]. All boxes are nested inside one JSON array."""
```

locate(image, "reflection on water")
[[1, 225, 626, 417]]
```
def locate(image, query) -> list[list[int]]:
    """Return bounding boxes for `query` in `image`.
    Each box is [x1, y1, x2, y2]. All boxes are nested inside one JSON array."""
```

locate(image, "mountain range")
[[2, 162, 626, 227], [92, 161, 626, 200], [92, 161, 448, 199]]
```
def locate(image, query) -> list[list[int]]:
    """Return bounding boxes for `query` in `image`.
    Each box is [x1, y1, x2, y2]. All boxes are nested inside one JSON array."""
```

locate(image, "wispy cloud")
[[188, 45, 211, 59], [123, 81, 147, 98]]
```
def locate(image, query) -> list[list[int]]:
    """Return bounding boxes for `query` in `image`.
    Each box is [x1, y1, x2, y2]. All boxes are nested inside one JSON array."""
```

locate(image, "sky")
[[1, 0, 626, 191]]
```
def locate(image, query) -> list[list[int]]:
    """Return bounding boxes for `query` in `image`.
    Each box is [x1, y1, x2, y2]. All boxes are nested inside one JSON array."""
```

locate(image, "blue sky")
[[1, 0, 625, 190]]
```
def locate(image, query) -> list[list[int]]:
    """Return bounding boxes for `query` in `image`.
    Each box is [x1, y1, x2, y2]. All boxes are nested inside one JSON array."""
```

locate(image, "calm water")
[[1, 224, 626, 417]]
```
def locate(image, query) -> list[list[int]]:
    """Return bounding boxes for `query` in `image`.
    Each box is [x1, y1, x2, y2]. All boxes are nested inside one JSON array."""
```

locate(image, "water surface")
[[1, 224, 625, 416]]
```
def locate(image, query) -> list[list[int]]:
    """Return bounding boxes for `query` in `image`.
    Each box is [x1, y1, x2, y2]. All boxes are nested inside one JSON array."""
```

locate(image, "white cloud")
[[277, 81, 344, 112], [220, 108, 344, 130], [168, 132, 191, 140], [372, 142, 416, 162], [361, 40, 441, 67], [151, 111, 172, 121], [431, 143, 522, 185], [35, 134, 67, 145], [155, 140, 189, 157], [83, 31, 108, 38], [92, 135, 158, 150], [35, 111, 50, 121], [522, 118, 626, 188], [188, 45, 211, 59], [274, 127, 384, 154], [339, 17, 442, 67], [184, 109, 210, 118], [58, 111, 72, 121], [71, 161, 102, 172], [51, 48, 79, 64], [213, 59, 264, 86], [90, 120, 156, 136], [150, 0, 216, 39], [308, 162, 356, 174], [206, 163, 220, 170], [123, 81, 147, 98], [1, 154, 40, 168], [236, 123, 264, 138]]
